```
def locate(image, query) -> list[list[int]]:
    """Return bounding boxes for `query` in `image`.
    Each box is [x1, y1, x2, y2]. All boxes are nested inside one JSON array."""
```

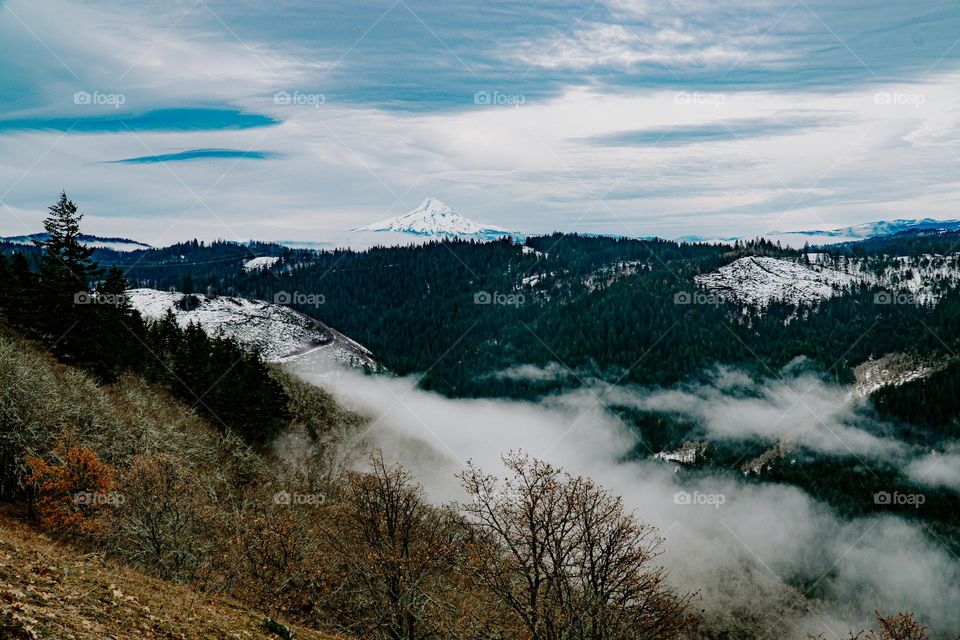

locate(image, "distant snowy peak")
[[354, 197, 518, 240], [777, 218, 960, 239], [1, 232, 150, 252]]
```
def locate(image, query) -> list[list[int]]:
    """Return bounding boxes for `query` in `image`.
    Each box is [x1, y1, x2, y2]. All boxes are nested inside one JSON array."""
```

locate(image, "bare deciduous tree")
[[316, 452, 464, 640], [810, 611, 930, 640], [459, 452, 697, 640], [110, 453, 209, 581]]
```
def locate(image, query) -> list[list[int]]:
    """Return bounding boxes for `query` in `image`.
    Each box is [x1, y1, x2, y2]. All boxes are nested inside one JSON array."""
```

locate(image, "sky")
[[2, 0, 960, 245]]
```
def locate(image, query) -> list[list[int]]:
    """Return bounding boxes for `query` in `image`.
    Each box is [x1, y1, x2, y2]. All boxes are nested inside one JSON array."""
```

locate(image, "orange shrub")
[[24, 445, 116, 535]]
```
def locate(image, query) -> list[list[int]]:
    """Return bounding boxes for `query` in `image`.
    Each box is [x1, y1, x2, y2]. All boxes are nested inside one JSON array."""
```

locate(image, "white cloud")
[[907, 451, 960, 491], [603, 367, 906, 458]]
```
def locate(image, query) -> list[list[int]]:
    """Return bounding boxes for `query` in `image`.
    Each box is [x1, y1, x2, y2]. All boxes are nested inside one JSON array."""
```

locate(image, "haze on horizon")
[[2, 0, 960, 245]]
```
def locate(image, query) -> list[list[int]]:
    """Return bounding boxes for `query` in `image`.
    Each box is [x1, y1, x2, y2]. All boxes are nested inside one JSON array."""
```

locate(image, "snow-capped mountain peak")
[[353, 197, 517, 240]]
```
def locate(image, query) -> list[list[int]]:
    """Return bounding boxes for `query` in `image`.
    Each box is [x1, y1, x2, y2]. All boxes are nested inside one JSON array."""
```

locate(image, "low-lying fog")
[[287, 359, 960, 638]]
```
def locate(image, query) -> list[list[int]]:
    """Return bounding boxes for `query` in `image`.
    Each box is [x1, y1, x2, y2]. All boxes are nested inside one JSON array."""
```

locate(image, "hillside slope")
[[0, 508, 338, 640], [127, 288, 376, 369]]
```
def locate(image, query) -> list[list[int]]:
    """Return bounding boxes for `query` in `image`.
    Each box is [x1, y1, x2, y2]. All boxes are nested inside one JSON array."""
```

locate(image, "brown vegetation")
[[460, 453, 698, 640], [24, 446, 115, 535], [809, 611, 930, 640], [0, 505, 340, 640]]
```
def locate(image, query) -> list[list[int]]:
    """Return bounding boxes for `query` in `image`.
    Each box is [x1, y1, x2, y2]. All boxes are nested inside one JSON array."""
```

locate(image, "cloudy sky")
[[2, 0, 960, 244]]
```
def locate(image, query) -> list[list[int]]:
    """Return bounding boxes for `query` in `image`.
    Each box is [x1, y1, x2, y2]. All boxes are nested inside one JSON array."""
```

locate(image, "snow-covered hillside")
[[242, 256, 279, 271], [353, 197, 518, 241], [127, 289, 375, 370], [694, 256, 855, 307], [851, 352, 948, 398], [695, 254, 960, 307]]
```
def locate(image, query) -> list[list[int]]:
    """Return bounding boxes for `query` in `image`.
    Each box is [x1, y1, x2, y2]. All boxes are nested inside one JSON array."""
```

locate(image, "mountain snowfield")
[[353, 197, 518, 240], [126, 288, 375, 371], [695, 254, 960, 307]]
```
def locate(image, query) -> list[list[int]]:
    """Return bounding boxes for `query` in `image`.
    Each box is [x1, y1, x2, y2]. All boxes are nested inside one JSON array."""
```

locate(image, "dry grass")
[[0, 505, 342, 640]]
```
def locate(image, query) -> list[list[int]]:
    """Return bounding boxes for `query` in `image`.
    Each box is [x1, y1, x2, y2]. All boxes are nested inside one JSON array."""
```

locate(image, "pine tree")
[[34, 193, 102, 364], [92, 266, 144, 378], [0, 254, 9, 324], [5, 253, 38, 330]]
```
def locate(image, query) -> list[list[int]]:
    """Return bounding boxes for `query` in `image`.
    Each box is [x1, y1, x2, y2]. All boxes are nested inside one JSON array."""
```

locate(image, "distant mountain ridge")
[[676, 218, 960, 246], [1, 232, 150, 252], [774, 218, 960, 239], [353, 197, 519, 241]]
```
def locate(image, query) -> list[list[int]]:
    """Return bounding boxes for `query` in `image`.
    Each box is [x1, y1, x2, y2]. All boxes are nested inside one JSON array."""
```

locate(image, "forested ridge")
[[19, 226, 957, 401]]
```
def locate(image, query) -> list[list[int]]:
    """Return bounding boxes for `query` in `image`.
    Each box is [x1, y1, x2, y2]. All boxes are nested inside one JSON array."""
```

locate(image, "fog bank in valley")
[[288, 361, 960, 638]]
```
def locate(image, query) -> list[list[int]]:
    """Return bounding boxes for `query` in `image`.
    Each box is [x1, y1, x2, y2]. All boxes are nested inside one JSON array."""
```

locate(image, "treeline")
[[873, 359, 960, 434], [67, 227, 960, 404], [10, 218, 960, 406], [0, 193, 287, 445]]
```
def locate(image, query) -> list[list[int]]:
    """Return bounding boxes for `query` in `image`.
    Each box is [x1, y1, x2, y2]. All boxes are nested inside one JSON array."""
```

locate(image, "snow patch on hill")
[[694, 256, 855, 307], [127, 288, 375, 370], [242, 256, 280, 271], [655, 441, 707, 466], [696, 254, 960, 308], [852, 352, 948, 398]]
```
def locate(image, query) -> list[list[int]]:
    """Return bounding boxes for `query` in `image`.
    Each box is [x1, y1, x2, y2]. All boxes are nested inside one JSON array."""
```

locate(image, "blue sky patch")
[[108, 148, 281, 164], [0, 108, 279, 133]]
